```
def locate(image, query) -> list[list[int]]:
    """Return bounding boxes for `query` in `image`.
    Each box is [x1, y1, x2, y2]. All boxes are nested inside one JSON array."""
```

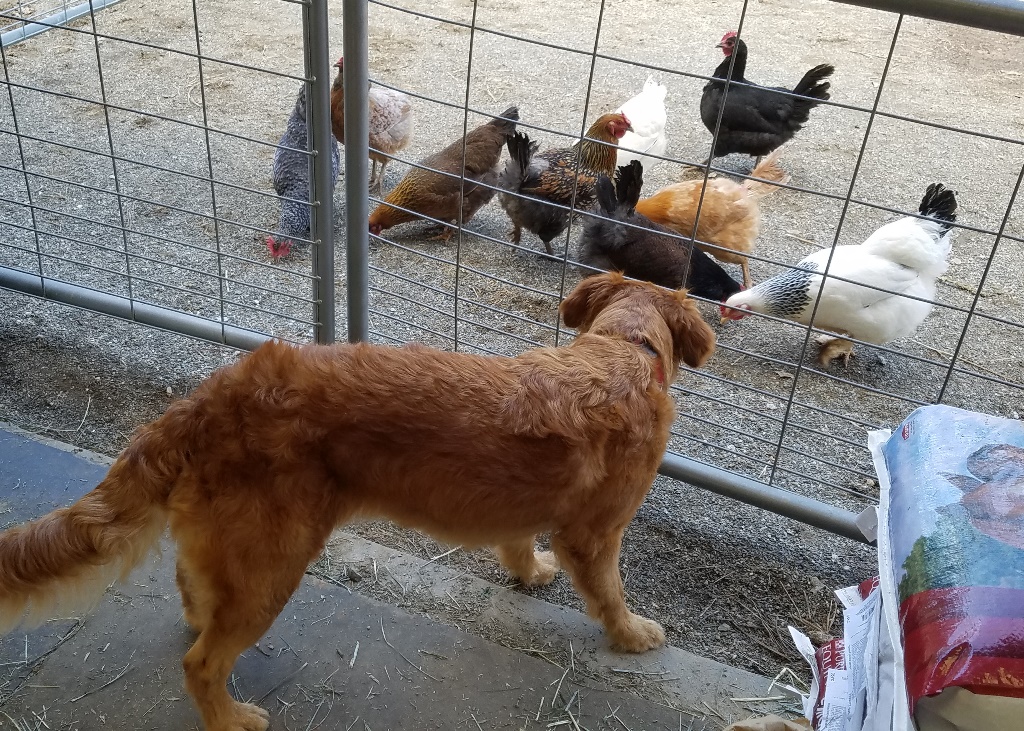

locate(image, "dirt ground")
[[1, 0, 1022, 683]]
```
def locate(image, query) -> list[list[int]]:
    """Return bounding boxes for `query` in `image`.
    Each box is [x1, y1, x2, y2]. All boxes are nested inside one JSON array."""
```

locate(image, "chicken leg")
[[816, 335, 854, 368], [368, 159, 382, 196], [739, 257, 751, 289]]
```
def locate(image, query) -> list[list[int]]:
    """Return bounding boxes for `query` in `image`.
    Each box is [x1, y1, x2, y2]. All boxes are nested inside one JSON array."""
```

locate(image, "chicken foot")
[[425, 224, 454, 242], [815, 334, 854, 368]]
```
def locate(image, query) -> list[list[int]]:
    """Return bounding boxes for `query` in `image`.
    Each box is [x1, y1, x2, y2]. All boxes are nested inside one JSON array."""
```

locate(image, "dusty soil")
[[1, 0, 1022, 684]]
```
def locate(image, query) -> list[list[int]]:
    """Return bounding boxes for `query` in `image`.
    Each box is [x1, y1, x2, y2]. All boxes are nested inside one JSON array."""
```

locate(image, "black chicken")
[[579, 161, 743, 303], [700, 31, 834, 163]]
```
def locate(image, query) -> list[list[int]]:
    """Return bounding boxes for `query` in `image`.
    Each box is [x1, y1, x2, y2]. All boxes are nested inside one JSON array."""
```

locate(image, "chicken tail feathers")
[[613, 160, 644, 213], [744, 148, 790, 200], [792, 64, 834, 101], [787, 64, 834, 126], [595, 174, 617, 217], [919, 183, 957, 233], [505, 132, 536, 176]]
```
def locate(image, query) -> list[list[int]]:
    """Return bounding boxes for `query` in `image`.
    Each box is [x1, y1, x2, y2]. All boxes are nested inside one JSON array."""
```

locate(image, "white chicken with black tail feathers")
[[721, 183, 958, 367], [615, 76, 668, 171]]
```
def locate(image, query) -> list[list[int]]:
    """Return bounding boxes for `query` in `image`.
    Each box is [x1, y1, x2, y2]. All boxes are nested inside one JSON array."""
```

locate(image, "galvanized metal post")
[[342, 0, 370, 343], [304, 0, 336, 344]]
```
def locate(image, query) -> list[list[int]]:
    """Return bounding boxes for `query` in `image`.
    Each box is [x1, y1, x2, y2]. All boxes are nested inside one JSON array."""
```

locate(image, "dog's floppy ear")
[[657, 290, 716, 369], [560, 272, 629, 331]]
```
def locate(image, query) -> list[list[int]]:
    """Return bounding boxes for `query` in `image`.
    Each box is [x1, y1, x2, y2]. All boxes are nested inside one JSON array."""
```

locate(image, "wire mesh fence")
[[349, 0, 1024, 540], [0, 0, 333, 349], [1, 0, 1022, 542]]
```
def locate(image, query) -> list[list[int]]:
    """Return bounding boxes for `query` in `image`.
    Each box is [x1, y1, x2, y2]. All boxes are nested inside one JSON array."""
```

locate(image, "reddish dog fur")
[[0, 273, 715, 731]]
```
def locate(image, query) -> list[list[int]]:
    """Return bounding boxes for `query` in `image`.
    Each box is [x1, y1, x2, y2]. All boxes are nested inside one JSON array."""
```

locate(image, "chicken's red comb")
[[720, 30, 738, 43], [334, 57, 343, 68]]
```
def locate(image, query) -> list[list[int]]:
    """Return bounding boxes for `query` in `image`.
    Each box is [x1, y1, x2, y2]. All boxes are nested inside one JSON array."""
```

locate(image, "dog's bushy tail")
[[0, 403, 192, 632]]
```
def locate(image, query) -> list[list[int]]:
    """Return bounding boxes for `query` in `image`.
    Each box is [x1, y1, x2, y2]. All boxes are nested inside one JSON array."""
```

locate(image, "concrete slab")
[[0, 425, 781, 730]]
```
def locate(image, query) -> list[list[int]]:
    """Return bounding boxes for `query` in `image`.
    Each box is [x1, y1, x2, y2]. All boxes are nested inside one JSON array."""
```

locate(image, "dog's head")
[[560, 273, 716, 379]]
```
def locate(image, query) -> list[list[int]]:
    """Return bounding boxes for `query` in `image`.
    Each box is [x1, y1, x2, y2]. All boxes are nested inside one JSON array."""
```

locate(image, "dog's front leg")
[[551, 527, 666, 653]]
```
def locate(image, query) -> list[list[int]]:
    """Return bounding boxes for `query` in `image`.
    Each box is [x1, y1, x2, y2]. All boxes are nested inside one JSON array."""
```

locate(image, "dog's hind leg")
[[175, 559, 207, 633], [180, 536, 324, 731], [551, 527, 665, 653], [495, 538, 559, 587], [172, 482, 344, 731], [183, 620, 274, 731]]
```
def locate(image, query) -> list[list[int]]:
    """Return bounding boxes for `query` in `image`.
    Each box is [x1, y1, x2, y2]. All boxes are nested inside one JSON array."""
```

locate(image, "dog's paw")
[[215, 701, 270, 731], [611, 614, 666, 653], [523, 550, 559, 586]]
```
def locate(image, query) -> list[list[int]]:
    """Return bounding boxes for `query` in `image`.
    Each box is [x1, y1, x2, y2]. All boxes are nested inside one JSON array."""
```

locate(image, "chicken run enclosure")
[[1, 0, 1023, 544]]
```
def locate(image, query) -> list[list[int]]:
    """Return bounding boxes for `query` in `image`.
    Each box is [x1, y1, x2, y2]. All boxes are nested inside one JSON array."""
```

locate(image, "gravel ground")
[[1, 0, 1022, 681]]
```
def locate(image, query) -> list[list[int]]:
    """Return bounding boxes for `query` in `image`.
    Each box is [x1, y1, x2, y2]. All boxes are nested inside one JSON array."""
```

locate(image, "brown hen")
[[498, 112, 631, 256], [634, 149, 788, 287], [331, 58, 415, 194], [368, 107, 519, 240]]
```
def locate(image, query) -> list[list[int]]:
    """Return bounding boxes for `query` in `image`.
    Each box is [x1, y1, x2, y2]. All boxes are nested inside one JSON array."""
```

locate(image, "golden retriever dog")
[[0, 272, 715, 731]]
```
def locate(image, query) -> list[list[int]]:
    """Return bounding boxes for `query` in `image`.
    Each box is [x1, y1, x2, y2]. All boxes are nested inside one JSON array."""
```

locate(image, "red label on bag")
[[900, 586, 1024, 711], [812, 638, 846, 728]]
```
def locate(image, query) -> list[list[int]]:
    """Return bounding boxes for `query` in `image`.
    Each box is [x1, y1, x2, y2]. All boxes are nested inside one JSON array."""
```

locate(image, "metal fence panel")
[[0, 0, 335, 347], [2, 0, 1022, 544], [350, 0, 1024, 543]]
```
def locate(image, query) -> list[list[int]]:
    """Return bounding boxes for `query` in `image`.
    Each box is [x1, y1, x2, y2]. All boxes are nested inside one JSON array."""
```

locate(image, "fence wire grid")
[[1, 0, 1022, 542]]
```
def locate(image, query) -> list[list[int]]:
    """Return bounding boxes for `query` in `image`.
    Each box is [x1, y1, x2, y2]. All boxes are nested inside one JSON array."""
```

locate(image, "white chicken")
[[721, 183, 957, 367], [615, 76, 668, 171]]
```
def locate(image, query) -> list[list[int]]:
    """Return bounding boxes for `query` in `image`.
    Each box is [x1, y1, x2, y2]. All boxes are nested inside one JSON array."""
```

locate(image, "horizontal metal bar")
[[659, 451, 870, 542], [0, 265, 271, 350], [1, 0, 122, 48], [667, 417, 876, 497], [830, 0, 1024, 37], [2, 246, 317, 322]]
